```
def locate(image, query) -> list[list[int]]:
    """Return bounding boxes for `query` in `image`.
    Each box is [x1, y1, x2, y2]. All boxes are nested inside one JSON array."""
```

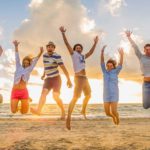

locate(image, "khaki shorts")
[[73, 76, 91, 98]]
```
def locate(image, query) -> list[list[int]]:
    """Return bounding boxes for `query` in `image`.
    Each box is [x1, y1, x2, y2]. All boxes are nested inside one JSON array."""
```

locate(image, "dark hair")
[[106, 59, 117, 69], [144, 43, 150, 49], [73, 43, 83, 51]]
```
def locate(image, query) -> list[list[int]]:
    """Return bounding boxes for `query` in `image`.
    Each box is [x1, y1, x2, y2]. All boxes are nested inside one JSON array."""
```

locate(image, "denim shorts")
[[142, 81, 150, 109]]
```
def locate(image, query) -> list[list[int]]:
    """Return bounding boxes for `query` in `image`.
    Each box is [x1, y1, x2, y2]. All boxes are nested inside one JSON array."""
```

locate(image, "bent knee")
[[11, 110, 17, 114], [53, 92, 60, 100], [105, 112, 111, 116], [20, 109, 28, 114], [111, 110, 118, 116], [42, 89, 49, 96], [85, 95, 91, 99]]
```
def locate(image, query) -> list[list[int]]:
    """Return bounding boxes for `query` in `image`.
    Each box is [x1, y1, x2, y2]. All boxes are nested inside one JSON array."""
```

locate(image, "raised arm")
[[59, 26, 73, 55], [118, 48, 124, 66], [100, 45, 107, 64], [29, 47, 44, 71], [0, 45, 3, 56], [125, 30, 142, 59], [100, 45, 107, 73], [33, 47, 44, 59], [13, 40, 21, 68], [13, 40, 20, 52], [85, 36, 99, 59], [59, 64, 72, 88]]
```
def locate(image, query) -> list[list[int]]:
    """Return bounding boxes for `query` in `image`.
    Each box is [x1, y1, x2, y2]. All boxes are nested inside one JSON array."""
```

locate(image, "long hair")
[[22, 55, 33, 68]]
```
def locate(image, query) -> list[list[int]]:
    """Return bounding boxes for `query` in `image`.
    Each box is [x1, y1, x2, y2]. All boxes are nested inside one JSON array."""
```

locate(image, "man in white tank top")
[[60, 26, 99, 130]]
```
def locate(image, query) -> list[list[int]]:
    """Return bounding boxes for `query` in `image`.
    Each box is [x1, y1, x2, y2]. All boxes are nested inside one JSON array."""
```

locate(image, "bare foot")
[[30, 107, 41, 115], [66, 116, 71, 130], [116, 116, 120, 125], [112, 116, 117, 125], [81, 111, 87, 119]]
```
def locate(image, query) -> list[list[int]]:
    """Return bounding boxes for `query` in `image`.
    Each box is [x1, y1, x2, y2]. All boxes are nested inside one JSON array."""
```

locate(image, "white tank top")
[[71, 51, 85, 73]]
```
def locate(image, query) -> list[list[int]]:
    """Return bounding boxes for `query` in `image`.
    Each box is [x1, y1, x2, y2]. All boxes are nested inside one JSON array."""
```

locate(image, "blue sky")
[[0, 0, 29, 47], [0, 0, 149, 78], [0, 0, 149, 103], [0, 0, 150, 49], [0, 0, 150, 74]]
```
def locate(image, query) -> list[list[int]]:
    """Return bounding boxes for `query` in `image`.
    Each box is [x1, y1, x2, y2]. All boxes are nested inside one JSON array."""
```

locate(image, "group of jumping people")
[[0, 28, 150, 130]]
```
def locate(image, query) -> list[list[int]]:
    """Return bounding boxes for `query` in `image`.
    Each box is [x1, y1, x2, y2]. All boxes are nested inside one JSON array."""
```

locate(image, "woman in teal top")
[[100, 45, 124, 125]]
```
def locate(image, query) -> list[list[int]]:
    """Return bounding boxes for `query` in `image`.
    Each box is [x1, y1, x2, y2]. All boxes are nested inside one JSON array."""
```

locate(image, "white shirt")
[[14, 52, 39, 85], [71, 51, 85, 73]]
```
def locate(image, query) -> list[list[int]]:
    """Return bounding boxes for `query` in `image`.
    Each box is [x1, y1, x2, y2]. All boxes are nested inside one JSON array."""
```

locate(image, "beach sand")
[[0, 104, 150, 150], [0, 118, 150, 150]]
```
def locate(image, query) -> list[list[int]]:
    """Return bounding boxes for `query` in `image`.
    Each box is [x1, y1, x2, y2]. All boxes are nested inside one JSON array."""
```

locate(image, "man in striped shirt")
[[31, 41, 72, 119]]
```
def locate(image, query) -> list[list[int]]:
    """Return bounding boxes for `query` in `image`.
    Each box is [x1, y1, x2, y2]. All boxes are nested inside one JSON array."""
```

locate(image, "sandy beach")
[[0, 118, 150, 150], [0, 104, 150, 150]]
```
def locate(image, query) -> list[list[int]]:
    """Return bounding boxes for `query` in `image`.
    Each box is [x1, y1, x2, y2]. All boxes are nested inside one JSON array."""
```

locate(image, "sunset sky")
[[0, 0, 149, 103]]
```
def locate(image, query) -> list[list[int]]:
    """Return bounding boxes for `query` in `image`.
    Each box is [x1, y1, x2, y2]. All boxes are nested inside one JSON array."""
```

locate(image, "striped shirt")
[[43, 52, 64, 78]]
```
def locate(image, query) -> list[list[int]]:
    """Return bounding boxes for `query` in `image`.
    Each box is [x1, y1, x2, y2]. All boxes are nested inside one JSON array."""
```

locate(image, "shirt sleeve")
[[115, 65, 122, 74], [55, 55, 64, 65], [28, 57, 39, 72], [101, 63, 106, 73], [15, 51, 21, 68], [129, 39, 142, 59]]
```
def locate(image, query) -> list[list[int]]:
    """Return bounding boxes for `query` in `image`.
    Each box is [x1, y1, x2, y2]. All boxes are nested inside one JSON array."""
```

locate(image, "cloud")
[[29, 0, 43, 8], [0, 26, 3, 40], [13, 0, 103, 77], [0, 49, 15, 78], [118, 29, 144, 74], [12, 0, 145, 79], [105, 0, 127, 16]]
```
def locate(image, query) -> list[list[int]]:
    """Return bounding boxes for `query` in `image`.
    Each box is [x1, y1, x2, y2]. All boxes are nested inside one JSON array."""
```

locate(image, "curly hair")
[[73, 43, 83, 51]]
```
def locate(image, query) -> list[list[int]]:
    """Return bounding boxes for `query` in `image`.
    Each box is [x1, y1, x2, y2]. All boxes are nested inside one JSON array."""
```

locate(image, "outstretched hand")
[[125, 30, 132, 37], [67, 80, 72, 88], [94, 36, 99, 43], [13, 40, 20, 47], [40, 47, 44, 53], [41, 75, 45, 80], [101, 45, 107, 53], [59, 26, 66, 33], [118, 47, 124, 55]]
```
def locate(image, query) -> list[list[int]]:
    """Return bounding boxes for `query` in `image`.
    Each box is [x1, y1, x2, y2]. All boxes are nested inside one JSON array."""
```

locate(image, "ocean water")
[[0, 103, 150, 118]]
